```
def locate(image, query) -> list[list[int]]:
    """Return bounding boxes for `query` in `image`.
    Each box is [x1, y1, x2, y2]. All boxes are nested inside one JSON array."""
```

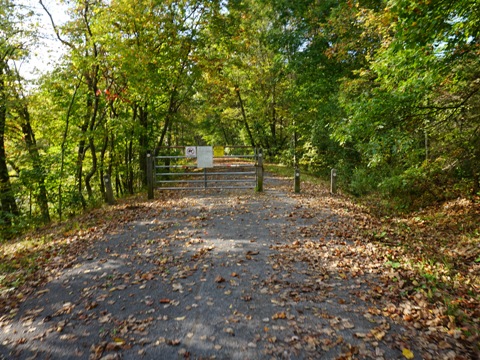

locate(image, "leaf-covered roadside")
[[294, 181, 480, 355], [0, 177, 478, 358], [0, 194, 165, 318]]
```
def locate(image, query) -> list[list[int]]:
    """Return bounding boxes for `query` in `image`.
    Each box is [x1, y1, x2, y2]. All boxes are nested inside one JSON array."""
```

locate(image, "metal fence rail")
[[146, 146, 263, 195]]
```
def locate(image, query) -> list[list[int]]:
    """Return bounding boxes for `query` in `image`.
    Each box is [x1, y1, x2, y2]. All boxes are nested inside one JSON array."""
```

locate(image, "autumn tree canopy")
[[1, 0, 478, 235]]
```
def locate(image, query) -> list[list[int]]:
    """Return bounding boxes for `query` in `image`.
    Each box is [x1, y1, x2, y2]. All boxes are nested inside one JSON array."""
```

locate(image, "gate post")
[[147, 151, 154, 199], [256, 148, 264, 192]]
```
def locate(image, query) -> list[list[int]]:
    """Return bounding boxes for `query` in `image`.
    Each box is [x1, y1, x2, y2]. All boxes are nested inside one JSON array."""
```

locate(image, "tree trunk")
[[84, 73, 101, 200], [59, 81, 79, 220], [270, 83, 277, 149], [235, 86, 256, 148], [128, 138, 134, 194], [473, 170, 479, 197], [0, 65, 19, 228], [138, 104, 149, 186], [19, 105, 50, 223], [99, 132, 108, 200], [157, 89, 178, 150], [85, 136, 97, 199], [115, 172, 123, 196], [75, 97, 90, 209]]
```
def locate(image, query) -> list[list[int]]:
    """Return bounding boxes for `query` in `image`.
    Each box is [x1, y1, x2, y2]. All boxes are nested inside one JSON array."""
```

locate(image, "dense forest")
[[1, 0, 479, 236]]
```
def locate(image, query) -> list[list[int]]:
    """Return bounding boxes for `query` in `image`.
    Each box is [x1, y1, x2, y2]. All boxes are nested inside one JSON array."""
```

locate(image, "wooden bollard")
[[331, 168, 337, 194], [104, 174, 115, 205], [294, 167, 300, 193]]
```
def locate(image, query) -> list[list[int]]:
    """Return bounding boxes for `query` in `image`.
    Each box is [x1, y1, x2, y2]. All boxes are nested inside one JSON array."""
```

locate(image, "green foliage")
[[0, 0, 479, 236]]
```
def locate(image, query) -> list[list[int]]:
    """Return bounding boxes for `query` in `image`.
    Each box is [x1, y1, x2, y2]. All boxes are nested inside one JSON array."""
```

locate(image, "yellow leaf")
[[402, 348, 414, 359], [272, 312, 287, 320], [113, 337, 126, 345], [371, 329, 385, 340]]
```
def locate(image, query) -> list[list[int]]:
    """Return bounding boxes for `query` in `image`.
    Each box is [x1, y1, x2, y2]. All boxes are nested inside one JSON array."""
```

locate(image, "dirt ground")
[[0, 175, 475, 359]]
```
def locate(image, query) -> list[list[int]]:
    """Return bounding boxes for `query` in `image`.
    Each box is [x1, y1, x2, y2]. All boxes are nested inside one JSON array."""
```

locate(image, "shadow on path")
[[0, 175, 453, 359]]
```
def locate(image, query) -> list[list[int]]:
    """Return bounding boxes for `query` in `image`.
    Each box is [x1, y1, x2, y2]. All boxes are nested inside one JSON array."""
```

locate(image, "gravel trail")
[[1, 175, 434, 359]]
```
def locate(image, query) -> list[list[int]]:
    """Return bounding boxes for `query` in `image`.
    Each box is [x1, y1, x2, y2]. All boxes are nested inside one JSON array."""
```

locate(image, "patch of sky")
[[15, 0, 69, 81]]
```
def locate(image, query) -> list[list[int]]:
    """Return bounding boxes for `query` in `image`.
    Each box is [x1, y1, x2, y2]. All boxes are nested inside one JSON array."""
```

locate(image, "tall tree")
[[194, 0, 294, 153], [0, 0, 30, 230], [0, 61, 18, 229], [11, 73, 50, 223], [41, 0, 109, 207], [334, 0, 480, 200]]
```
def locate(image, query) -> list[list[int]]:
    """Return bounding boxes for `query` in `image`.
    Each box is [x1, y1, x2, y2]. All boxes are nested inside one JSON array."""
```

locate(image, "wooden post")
[[294, 166, 300, 193], [104, 174, 115, 205], [256, 148, 264, 192], [331, 168, 337, 194], [147, 151, 154, 199]]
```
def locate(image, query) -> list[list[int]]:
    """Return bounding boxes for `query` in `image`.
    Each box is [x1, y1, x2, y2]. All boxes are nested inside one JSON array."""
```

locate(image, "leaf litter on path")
[[0, 178, 478, 359]]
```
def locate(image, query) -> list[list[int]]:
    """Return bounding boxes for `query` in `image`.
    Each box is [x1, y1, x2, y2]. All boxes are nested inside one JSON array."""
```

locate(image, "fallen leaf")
[[113, 337, 126, 345], [154, 337, 166, 346], [99, 315, 111, 324], [214, 275, 225, 283], [371, 328, 385, 340], [105, 342, 122, 352], [141, 272, 155, 281], [166, 339, 181, 346], [100, 354, 120, 360], [402, 348, 414, 359], [172, 283, 183, 292], [59, 334, 77, 341], [272, 312, 287, 320]]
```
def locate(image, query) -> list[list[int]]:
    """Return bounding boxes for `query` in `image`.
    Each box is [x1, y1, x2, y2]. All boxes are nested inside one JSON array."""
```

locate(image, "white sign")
[[197, 146, 213, 168], [185, 146, 197, 158]]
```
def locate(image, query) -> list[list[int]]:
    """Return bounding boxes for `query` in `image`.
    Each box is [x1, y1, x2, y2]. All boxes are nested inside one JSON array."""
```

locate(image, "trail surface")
[[0, 176, 471, 359]]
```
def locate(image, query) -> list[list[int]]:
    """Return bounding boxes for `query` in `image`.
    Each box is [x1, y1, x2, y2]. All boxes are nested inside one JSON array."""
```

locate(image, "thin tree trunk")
[[235, 86, 256, 148], [99, 132, 109, 200], [76, 97, 90, 209], [85, 137, 97, 199], [155, 50, 191, 151], [8, 64, 51, 223], [59, 82, 80, 220], [128, 138, 134, 194], [115, 173, 123, 196], [473, 170, 479, 197], [270, 83, 277, 148], [19, 105, 50, 223], [157, 89, 178, 150], [0, 65, 19, 228], [138, 104, 149, 186], [84, 74, 101, 200]]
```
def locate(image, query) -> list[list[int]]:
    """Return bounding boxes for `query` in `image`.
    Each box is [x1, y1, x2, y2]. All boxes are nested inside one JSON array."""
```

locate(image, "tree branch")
[[38, 0, 75, 49], [418, 85, 480, 111]]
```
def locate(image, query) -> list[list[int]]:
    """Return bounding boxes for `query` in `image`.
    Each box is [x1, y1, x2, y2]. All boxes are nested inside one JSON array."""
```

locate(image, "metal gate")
[[147, 146, 263, 193]]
